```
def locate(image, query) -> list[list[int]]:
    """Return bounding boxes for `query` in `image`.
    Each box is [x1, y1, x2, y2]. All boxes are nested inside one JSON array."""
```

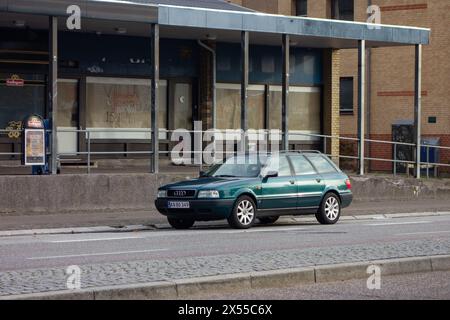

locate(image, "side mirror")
[[264, 170, 278, 178], [199, 171, 207, 178]]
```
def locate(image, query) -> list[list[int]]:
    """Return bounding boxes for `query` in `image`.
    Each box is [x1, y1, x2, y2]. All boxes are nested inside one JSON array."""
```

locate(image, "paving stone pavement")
[[1, 238, 450, 296]]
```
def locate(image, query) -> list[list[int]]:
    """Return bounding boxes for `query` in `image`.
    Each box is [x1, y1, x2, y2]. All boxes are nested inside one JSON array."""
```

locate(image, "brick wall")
[[323, 49, 341, 163]]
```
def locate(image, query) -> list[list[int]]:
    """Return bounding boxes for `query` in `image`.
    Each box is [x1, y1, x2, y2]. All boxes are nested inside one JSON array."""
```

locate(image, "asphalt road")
[[1, 214, 450, 296], [1, 214, 450, 272]]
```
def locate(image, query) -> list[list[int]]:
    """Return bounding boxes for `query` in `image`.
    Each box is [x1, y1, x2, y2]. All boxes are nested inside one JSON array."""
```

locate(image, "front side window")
[[306, 155, 337, 174], [289, 155, 317, 175], [262, 155, 292, 177]]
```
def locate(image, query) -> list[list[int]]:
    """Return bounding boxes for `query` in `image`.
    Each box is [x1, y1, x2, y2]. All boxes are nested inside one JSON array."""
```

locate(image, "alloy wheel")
[[324, 196, 339, 221], [236, 200, 255, 226]]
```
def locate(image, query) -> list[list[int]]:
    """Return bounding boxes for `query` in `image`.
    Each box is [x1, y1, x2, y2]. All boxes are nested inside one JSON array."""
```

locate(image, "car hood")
[[162, 177, 257, 190]]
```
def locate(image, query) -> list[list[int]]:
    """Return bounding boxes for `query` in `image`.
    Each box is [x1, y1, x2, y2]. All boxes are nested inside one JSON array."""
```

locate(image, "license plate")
[[167, 201, 190, 209]]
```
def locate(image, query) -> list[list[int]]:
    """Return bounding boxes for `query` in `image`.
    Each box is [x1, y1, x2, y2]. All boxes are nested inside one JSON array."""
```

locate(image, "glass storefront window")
[[0, 73, 45, 130], [217, 83, 265, 130], [86, 77, 167, 140], [248, 85, 265, 130], [58, 79, 78, 128], [57, 79, 79, 154], [269, 86, 321, 141]]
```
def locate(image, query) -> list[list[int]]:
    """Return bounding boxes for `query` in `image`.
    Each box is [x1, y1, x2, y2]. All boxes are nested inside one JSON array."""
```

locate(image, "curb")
[[3, 255, 450, 300]]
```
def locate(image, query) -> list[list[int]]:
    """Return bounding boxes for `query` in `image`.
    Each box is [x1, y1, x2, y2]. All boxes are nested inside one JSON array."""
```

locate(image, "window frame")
[[295, 0, 308, 17], [331, 0, 354, 21]]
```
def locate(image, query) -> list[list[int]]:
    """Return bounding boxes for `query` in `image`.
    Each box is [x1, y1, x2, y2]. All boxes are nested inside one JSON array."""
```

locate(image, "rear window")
[[289, 155, 316, 175], [306, 155, 338, 174]]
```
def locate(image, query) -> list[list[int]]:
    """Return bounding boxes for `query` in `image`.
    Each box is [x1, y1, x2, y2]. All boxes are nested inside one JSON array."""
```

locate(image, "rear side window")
[[306, 155, 338, 174], [289, 155, 317, 175]]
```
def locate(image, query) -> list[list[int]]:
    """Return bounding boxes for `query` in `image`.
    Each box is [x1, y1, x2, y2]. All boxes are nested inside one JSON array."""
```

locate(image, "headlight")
[[197, 190, 220, 198], [157, 190, 167, 198]]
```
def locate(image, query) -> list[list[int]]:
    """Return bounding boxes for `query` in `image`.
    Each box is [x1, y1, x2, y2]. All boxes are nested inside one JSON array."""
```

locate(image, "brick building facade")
[[230, 0, 449, 175]]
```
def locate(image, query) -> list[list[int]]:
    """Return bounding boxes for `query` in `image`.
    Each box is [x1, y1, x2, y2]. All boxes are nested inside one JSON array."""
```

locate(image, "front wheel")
[[316, 193, 341, 225], [167, 217, 195, 230], [228, 196, 256, 229]]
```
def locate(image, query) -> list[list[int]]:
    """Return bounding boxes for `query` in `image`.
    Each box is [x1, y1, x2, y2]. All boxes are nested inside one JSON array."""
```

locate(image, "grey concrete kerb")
[[3, 255, 450, 300]]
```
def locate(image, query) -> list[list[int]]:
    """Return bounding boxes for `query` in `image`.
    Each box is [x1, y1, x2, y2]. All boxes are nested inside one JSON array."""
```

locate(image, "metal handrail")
[[1, 128, 449, 176]]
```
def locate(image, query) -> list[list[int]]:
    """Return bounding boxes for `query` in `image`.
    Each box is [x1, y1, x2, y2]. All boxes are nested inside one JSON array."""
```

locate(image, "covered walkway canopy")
[[0, 0, 430, 176]]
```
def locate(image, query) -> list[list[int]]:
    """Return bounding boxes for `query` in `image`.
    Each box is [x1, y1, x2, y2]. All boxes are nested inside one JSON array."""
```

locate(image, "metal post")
[[427, 145, 430, 178], [282, 34, 290, 152], [414, 44, 422, 179], [240, 31, 249, 153], [49, 16, 58, 174], [393, 143, 397, 176], [357, 40, 366, 176], [151, 24, 160, 173], [87, 130, 91, 174]]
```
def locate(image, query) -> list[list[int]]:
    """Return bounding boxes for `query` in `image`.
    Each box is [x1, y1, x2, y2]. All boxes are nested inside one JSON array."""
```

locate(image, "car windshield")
[[204, 156, 267, 178]]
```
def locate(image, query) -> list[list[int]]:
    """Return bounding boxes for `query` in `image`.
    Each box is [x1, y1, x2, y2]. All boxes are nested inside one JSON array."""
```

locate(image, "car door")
[[288, 154, 325, 208], [259, 155, 297, 210]]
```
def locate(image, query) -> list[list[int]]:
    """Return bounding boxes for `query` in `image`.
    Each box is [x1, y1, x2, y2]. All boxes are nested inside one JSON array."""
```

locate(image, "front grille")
[[167, 190, 196, 198]]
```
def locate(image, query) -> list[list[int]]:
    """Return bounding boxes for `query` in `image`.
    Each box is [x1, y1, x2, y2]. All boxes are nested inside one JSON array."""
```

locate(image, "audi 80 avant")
[[155, 151, 352, 229]]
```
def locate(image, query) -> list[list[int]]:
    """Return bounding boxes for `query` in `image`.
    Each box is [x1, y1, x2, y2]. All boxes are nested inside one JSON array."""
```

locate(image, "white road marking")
[[49, 236, 143, 243], [396, 230, 450, 236], [365, 221, 431, 226], [28, 249, 167, 260]]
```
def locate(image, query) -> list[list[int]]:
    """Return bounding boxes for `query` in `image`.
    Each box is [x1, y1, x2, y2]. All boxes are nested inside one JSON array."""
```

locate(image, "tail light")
[[345, 179, 352, 190]]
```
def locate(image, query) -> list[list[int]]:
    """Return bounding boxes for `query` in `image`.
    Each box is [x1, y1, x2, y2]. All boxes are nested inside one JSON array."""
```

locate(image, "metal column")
[[281, 34, 290, 152], [49, 16, 58, 174], [151, 24, 160, 173], [414, 44, 423, 179], [357, 40, 366, 176], [240, 31, 249, 152]]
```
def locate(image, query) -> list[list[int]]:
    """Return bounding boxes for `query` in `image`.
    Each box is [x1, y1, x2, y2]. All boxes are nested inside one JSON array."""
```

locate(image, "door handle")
[[316, 179, 322, 183], [289, 180, 295, 185]]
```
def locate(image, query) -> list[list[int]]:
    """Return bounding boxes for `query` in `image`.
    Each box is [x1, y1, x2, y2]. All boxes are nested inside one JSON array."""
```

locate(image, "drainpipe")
[[197, 40, 216, 130]]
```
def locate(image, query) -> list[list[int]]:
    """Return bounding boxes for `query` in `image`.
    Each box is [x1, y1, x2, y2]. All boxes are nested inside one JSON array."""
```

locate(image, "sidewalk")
[[0, 199, 449, 232]]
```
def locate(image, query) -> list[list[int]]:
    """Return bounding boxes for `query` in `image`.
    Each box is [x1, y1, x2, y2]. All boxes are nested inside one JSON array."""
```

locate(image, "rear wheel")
[[316, 193, 341, 225], [258, 216, 279, 225], [167, 217, 195, 230], [228, 196, 256, 229]]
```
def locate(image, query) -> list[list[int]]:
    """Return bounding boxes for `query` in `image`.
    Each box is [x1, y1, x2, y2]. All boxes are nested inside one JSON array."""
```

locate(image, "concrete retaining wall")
[[0, 173, 449, 215]]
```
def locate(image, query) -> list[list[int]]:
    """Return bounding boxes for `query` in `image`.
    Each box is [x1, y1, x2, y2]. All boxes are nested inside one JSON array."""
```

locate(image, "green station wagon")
[[155, 151, 353, 229]]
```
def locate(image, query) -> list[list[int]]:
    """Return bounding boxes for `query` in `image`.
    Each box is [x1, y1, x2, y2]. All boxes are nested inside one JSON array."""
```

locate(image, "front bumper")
[[155, 198, 235, 221]]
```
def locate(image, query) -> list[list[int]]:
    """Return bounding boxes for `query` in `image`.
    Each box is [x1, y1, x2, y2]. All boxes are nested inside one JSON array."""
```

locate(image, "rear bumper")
[[340, 192, 353, 208], [155, 198, 235, 221]]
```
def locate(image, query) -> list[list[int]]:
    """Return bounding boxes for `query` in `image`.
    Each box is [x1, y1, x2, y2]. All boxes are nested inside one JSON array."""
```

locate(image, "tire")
[[167, 217, 195, 230], [228, 196, 257, 229], [258, 216, 279, 225], [316, 192, 341, 225]]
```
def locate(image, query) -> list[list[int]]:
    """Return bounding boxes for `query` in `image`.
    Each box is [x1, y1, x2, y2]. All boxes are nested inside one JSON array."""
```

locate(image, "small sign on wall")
[[6, 74, 25, 87]]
